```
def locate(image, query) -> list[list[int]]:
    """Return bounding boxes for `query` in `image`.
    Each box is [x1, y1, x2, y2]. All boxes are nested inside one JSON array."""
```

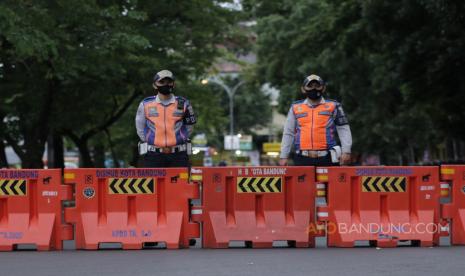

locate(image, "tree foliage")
[[4, 0, 464, 167], [244, 0, 465, 164], [1, 0, 240, 167]]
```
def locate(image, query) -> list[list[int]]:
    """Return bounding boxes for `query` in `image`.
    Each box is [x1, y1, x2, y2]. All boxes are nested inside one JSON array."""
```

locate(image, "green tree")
[[1, 0, 240, 168], [245, 0, 465, 164]]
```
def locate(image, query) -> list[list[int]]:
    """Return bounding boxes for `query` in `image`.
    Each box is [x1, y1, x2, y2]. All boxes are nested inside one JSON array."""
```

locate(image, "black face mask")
[[304, 89, 322, 100], [156, 85, 174, 95]]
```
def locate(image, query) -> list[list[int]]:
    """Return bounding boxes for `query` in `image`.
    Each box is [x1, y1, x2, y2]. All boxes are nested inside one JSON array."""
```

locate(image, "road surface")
[[0, 239, 464, 276]]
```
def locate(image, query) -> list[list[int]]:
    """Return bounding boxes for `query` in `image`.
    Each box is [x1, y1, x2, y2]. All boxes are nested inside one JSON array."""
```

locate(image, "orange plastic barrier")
[[441, 165, 465, 245], [192, 166, 317, 248], [0, 169, 73, 251], [64, 168, 199, 249], [317, 166, 441, 247]]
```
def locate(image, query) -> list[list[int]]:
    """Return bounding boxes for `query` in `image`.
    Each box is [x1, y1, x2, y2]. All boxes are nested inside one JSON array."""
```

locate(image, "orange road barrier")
[[317, 166, 441, 247], [0, 169, 73, 251], [63, 168, 199, 249], [440, 165, 465, 245], [192, 166, 317, 248]]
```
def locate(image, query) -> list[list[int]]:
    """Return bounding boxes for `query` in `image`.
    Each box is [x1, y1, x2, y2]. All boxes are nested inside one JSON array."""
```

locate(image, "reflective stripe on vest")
[[292, 101, 337, 150]]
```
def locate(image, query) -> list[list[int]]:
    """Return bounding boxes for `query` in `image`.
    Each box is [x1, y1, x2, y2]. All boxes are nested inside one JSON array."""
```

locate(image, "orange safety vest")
[[143, 96, 190, 147], [292, 100, 338, 151]]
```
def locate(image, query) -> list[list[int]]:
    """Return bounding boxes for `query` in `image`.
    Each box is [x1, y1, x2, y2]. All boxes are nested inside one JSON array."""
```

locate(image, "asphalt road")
[[1, 240, 464, 276]]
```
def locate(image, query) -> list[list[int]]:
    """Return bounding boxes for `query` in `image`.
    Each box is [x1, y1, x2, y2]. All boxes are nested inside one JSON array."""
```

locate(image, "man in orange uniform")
[[135, 70, 196, 167], [279, 74, 352, 166]]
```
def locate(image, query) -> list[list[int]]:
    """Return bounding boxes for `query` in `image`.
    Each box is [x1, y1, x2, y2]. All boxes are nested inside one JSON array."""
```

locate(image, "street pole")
[[229, 80, 245, 137], [204, 78, 244, 137], [228, 90, 233, 136]]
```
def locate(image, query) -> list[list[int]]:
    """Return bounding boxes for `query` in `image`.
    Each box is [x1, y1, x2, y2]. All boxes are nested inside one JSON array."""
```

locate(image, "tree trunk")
[[63, 89, 141, 168], [105, 129, 120, 168], [77, 140, 94, 168], [459, 141, 465, 162], [1, 64, 56, 169], [4, 132, 47, 168], [407, 142, 415, 165], [47, 133, 64, 169], [446, 137, 455, 162], [398, 153, 403, 166], [93, 143, 105, 168], [0, 139, 8, 168], [452, 138, 459, 161], [429, 144, 438, 163], [21, 150, 45, 168]]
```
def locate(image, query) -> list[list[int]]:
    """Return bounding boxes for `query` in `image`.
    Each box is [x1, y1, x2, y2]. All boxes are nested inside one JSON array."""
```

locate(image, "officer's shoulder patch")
[[175, 95, 188, 101], [175, 96, 187, 110], [143, 96, 157, 103], [291, 100, 306, 113], [324, 99, 339, 107], [324, 98, 339, 104], [292, 99, 305, 105]]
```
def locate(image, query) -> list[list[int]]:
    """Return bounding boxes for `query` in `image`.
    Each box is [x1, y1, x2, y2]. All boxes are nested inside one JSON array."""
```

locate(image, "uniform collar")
[[304, 97, 326, 107], [155, 94, 176, 104]]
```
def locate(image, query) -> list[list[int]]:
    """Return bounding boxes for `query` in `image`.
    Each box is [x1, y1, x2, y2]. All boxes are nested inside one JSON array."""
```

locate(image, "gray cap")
[[153, 70, 175, 82], [303, 74, 324, 86]]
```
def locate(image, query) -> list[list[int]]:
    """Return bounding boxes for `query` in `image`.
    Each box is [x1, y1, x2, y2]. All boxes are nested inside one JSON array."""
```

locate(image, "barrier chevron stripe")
[[108, 178, 154, 194], [237, 177, 282, 193], [362, 176, 406, 192], [0, 179, 27, 196]]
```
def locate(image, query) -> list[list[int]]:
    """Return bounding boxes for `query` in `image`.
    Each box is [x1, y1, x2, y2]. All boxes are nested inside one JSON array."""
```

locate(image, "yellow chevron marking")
[[385, 177, 396, 192], [270, 177, 280, 192], [245, 178, 253, 191], [141, 178, 149, 193], [238, 177, 254, 193], [362, 176, 406, 192], [133, 178, 143, 193], [0, 180, 5, 196], [377, 177, 387, 192], [123, 179, 133, 194], [237, 177, 244, 192], [114, 178, 125, 194], [237, 177, 281, 193], [19, 180, 26, 195], [367, 177, 377, 192], [251, 178, 259, 192], [394, 178, 404, 192], [0, 179, 26, 196], [142, 178, 154, 193], [5, 180, 14, 195], [13, 181, 22, 195], [362, 177, 368, 192], [243, 177, 254, 193], [262, 178, 271, 193], [109, 178, 154, 194]]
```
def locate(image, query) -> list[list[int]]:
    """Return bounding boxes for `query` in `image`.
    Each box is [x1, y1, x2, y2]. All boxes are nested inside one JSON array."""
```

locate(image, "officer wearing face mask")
[[279, 74, 352, 166], [135, 70, 196, 167]]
